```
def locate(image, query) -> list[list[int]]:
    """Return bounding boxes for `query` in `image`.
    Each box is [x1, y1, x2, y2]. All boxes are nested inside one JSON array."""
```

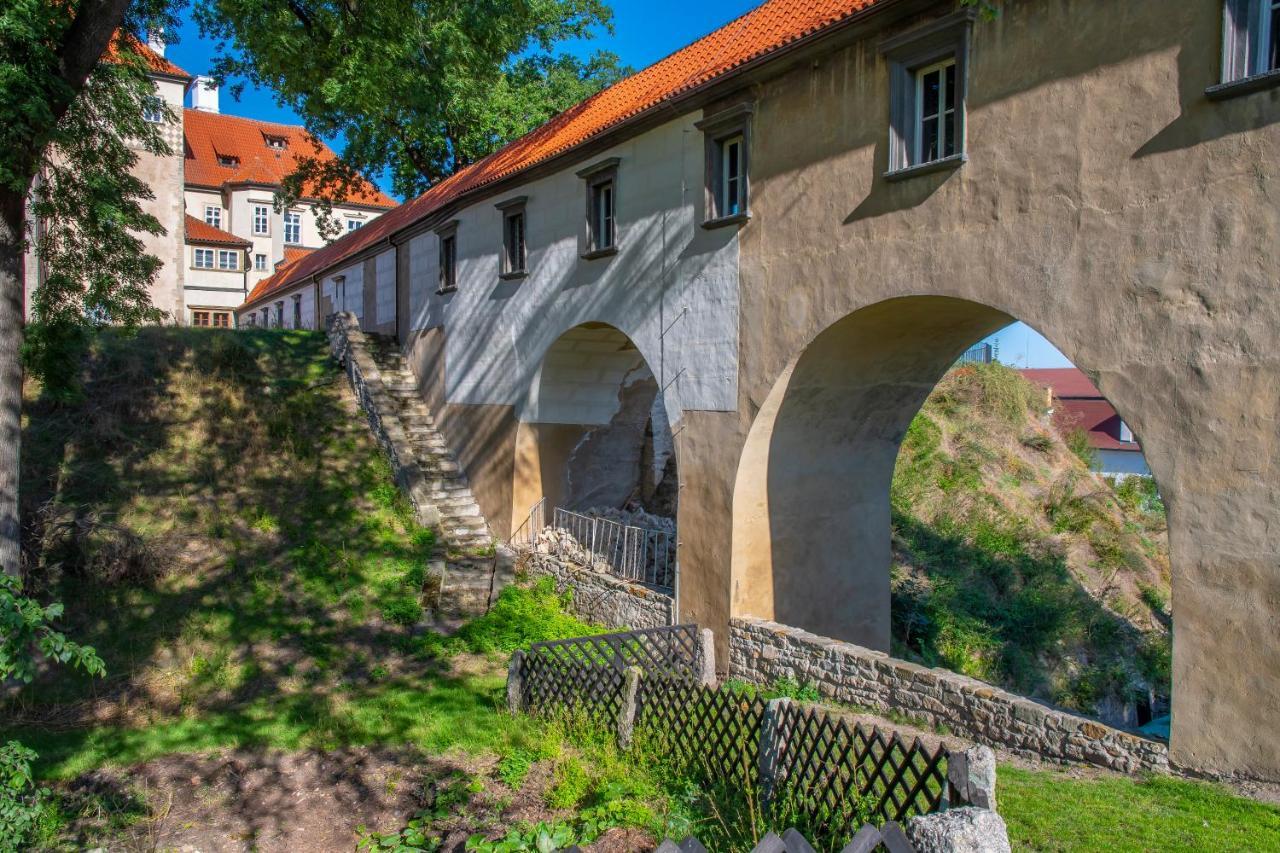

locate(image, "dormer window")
[[265, 135, 287, 150], [217, 154, 239, 168]]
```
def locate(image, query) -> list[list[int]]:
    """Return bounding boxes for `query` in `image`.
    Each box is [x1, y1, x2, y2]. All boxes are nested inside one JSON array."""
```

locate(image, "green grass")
[[1000, 766, 1280, 851]]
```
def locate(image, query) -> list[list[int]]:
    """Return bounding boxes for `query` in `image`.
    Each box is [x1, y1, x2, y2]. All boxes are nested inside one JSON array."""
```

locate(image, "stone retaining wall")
[[327, 313, 439, 528], [518, 548, 673, 630], [730, 618, 1169, 774]]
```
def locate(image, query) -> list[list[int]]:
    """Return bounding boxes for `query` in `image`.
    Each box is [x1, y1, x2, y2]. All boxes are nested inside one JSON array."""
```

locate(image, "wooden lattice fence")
[[508, 626, 949, 848]]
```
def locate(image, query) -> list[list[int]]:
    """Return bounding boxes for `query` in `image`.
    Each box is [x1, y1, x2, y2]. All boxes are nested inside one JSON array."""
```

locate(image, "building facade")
[[238, 0, 1280, 782], [23, 36, 396, 328], [1022, 367, 1153, 479]]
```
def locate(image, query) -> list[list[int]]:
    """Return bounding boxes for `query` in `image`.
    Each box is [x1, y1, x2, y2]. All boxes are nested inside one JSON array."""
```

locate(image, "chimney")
[[191, 76, 220, 113], [146, 30, 166, 57]]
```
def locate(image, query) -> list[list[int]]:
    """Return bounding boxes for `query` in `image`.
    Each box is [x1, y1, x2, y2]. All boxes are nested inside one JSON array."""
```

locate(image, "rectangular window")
[[881, 10, 973, 178], [284, 211, 302, 244], [503, 211, 526, 275], [915, 59, 958, 165], [262, 308, 270, 327], [142, 97, 164, 124], [439, 233, 457, 292], [720, 136, 744, 216], [192, 310, 210, 327], [347, 218, 363, 232], [589, 181, 615, 251], [212, 312, 230, 328], [293, 294, 302, 328], [194, 248, 214, 269], [252, 205, 270, 236], [1222, 0, 1280, 84], [1119, 421, 1135, 443], [217, 249, 239, 270], [275, 302, 284, 327], [255, 253, 267, 271], [697, 104, 753, 226], [204, 205, 221, 229]]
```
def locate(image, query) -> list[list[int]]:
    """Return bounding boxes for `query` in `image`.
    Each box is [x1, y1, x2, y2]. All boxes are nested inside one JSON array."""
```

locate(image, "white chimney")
[[191, 76, 220, 113], [146, 31, 166, 56]]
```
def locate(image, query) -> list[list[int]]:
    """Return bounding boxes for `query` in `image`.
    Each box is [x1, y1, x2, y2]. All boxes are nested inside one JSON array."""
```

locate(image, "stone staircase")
[[364, 333, 513, 620]]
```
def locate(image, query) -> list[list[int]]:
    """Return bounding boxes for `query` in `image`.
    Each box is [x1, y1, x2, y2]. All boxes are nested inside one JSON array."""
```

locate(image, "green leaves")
[[0, 573, 105, 685], [195, 0, 629, 200]]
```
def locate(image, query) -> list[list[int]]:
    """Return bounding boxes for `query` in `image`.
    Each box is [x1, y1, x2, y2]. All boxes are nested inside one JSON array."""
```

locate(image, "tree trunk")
[[0, 189, 25, 578]]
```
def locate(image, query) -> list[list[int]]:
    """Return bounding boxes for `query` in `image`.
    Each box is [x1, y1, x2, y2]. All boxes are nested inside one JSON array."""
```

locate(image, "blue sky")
[[163, 0, 1071, 368]]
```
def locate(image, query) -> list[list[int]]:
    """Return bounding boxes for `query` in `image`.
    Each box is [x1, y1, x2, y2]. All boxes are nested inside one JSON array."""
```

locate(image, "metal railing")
[[548, 507, 675, 590]]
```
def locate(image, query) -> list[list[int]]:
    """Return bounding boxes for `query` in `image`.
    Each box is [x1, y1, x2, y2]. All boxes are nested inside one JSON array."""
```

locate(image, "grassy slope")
[[10, 330, 1277, 851], [891, 363, 1171, 719]]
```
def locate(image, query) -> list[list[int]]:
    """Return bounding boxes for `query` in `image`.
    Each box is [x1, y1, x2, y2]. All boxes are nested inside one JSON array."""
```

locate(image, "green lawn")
[[1000, 766, 1280, 851]]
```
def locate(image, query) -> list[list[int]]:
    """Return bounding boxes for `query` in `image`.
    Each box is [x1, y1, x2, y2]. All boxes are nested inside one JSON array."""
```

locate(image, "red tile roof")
[[241, 0, 886, 309], [107, 31, 191, 80], [279, 246, 316, 269], [184, 214, 251, 247], [1020, 368, 1103, 399], [1021, 368, 1139, 452], [184, 109, 397, 209], [241, 247, 317, 305]]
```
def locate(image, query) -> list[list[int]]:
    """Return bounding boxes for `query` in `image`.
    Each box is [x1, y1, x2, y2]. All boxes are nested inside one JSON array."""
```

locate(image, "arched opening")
[[511, 323, 678, 579], [732, 296, 1171, 732]]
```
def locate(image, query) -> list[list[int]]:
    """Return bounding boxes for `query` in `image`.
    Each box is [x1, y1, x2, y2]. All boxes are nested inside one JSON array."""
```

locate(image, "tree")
[[196, 0, 629, 223], [0, 0, 179, 579]]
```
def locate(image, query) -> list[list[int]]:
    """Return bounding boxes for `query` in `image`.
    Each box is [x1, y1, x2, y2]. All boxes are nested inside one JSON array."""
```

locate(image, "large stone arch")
[[511, 322, 678, 528]]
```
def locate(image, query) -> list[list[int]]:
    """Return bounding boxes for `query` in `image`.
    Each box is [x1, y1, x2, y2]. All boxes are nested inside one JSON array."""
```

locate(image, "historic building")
[[23, 36, 396, 327], [237, 0, 1280, 782]]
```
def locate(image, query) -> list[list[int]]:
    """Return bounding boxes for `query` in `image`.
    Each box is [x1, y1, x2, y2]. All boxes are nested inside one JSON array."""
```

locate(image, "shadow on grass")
[[11, 328, 464, 774]]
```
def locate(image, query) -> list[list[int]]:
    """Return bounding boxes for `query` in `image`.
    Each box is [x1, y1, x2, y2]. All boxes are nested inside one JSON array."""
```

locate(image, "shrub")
[[452, 577, 595, 654], [0, 741, 44, 853], [1065, 427, 1097, 469], [546, 757, 591, 809]]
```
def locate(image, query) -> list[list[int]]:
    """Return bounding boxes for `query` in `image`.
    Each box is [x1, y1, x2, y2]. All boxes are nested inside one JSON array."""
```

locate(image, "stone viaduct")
[[239, 0, 1280, 781]]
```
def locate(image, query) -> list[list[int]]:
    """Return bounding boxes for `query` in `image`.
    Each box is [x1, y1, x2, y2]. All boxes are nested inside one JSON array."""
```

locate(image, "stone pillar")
[[617, 666, 643, 749], [506, 650, 525, 715], [946, 745, 997, 811], [696, 628, 717, 686], [758, 697, 792, 810]]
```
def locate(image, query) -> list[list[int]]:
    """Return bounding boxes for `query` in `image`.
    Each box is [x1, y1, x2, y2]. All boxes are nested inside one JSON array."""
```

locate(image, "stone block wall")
[[730, 618, 1169, 774], [327, 313, 440, 529], [519, 548, 673, 630]]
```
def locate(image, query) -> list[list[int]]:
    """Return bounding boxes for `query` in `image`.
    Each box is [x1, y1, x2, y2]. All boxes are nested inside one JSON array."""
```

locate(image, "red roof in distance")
[[1020, 368, 1138, 452], [184, 214, 251, 247], [183, 110, 397, 209], [107, 32, 191, 80], [241, 0, 887, 309]]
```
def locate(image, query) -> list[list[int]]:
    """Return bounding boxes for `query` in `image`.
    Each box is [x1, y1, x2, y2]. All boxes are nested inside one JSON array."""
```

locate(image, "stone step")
[[441, 506, 483, 523], [434, 495, 479, 511]]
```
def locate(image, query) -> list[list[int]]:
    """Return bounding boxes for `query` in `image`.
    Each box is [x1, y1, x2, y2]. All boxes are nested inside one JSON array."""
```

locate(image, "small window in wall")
[[881, 9, 974, 179], [1220, 0, 1280, 88], [496, 196, 528, 278], [265, 134, 287, 150], [212, 311, 230, 328], [347, 218, 364, 232], [204, 205, 222, 228], [194, 248, 215, 269], [142, 96, 165, 124], [915, 59, 958, 165], [255, 253, 267, 271], [284, 210, 302, 244], [217, 249, 239, 270], [436, 221, 459, 293], [192, 310, 210, 327], [252, 204, 270, 236], [1119, 421, 1135, 443], [293, 294, 302, 328], [246, 313, 256, 326], [576, 158, 619, 258], [275, 301, 284, 327], [696, 103, 753, 226]]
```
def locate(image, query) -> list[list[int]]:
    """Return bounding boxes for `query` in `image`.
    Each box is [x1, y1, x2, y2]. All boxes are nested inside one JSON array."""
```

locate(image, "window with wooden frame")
[[193, 248, 215, 269], [1213, 0, 1280, 97], [192, 310, 211, 327], [217, 249, 239, 270], [212, 311, 230, 328], [204, 205, 221, 228], [696, 102, 753, 227], [284, 210, 302, 244], [275, 301, 284, 327], [496, 196, 528, 278], [436, 221, 459, 293], [261, 307, 270, 327], [576, 158, 619, 258], [881, 9, 974, 180], [252, 204, 270, 236], [293, 294, 302, 328]]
